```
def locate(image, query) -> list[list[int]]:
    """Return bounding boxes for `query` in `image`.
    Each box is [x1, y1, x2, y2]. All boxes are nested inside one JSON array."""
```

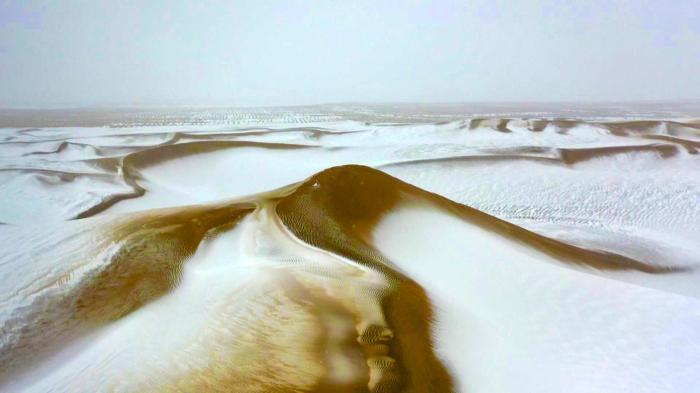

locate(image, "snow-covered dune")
[[1, 106, 699, 392]]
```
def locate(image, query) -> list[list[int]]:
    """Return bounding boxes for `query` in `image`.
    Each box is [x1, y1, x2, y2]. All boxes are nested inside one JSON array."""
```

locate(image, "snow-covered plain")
[[0, 104, 699, 392]]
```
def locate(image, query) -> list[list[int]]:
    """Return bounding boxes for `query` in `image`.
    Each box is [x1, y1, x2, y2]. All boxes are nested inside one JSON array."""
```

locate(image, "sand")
[[1, 105, 699, 392]]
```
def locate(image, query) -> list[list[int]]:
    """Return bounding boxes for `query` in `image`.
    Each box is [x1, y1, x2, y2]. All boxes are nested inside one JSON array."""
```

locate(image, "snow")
[[373, 203, 700, 393]]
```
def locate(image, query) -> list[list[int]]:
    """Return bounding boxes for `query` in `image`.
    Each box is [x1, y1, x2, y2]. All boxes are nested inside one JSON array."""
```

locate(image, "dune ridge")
[[2, 117, 698, 224], [1, 164, 689, 392]]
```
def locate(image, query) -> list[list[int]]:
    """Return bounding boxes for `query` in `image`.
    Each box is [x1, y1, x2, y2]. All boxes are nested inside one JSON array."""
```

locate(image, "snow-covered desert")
[[1, 103, 699, 392]]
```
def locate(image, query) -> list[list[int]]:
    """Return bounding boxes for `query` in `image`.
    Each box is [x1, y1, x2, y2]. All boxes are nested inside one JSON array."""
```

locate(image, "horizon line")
[[1, 99, 699, 111]]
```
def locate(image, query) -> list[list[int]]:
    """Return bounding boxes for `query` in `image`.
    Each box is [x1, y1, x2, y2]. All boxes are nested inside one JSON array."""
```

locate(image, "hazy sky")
[[1, 0, 698, 107]]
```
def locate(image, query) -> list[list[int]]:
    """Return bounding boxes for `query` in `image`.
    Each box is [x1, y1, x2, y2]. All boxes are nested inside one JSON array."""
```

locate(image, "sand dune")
[[1, 165, 697, 392], [1, 106, 699, 392], [1, 117, 698, 222]]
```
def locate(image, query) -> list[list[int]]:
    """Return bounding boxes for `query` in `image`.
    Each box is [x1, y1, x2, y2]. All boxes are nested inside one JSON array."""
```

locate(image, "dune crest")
[[2, 164, 689, 392]]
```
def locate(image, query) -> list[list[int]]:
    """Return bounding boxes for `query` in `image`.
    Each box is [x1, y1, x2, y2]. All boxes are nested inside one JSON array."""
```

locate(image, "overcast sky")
[[1, 0, 698, 107]]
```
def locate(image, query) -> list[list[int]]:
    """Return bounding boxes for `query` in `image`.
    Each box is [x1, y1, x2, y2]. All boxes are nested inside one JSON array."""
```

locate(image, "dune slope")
[[1, 165, 696, 392]]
